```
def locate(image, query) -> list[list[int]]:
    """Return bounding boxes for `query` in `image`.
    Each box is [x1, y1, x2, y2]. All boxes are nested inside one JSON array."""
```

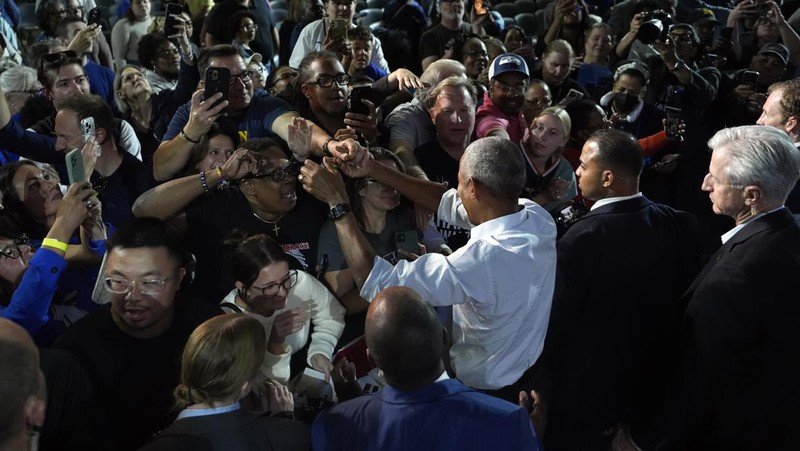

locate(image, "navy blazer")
[[543, 196, 702, 450]]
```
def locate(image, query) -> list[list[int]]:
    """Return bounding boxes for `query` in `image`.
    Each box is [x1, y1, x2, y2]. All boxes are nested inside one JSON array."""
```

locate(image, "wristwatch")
[[328, 203, 351, 221]]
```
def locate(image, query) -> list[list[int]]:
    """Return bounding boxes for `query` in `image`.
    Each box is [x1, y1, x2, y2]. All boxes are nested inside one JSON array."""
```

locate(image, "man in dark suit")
[[543, 128, 702, 450], [618, 125, 800, 450], [312, 286, 543, 451]]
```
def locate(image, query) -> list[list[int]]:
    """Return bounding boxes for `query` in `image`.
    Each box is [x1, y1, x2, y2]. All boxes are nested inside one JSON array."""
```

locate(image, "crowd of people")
[[1, 0, 799, 449]]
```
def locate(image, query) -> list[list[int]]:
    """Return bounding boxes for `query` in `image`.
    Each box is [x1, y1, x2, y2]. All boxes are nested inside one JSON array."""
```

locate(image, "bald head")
[[366, 287, 444, 390], [0, 319, 45, 447]]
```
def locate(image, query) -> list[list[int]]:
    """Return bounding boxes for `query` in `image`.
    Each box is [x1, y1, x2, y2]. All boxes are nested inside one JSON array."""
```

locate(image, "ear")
[[268, 87, 277, 96], [743, 185, 761, 206], [785, 115, 798, 135], [240, 179, 255, 196], [466, 176, 478, 199], [601, 169, 614, 187], [24, 374, 46, 429], [95, 127, 108, 146], [175, 266, 187, 290], [234, 280, 245, 292]]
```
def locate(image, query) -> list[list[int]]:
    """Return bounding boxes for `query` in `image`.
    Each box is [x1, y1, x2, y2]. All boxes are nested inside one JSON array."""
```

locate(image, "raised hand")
[[298, 158, 348, 206], [287, 116, 313, 158], [268, 307, 308, 347], [264, 379, 294, 415], [184, 89, 228, 140]]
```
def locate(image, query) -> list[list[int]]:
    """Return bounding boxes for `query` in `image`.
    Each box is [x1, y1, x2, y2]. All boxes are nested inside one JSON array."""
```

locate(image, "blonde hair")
[[543, 39, 575, 60], [174, 314, 266, 408], [538, 106, 572, 136]]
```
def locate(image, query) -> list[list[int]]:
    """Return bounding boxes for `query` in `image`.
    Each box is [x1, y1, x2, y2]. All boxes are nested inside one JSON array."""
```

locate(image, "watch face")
[[329, 203, 351, 221]]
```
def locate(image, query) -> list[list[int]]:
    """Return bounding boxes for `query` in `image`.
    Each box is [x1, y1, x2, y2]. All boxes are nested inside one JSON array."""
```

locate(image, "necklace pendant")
[[273, 223, 280, 235]]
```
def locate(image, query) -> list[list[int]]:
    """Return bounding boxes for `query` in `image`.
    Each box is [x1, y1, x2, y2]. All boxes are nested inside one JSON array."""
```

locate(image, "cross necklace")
[[252, 211, 285, 235]]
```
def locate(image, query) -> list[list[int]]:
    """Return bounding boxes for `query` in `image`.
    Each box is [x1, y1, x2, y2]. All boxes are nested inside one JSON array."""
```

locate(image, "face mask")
[[612, 92, 640, 114]]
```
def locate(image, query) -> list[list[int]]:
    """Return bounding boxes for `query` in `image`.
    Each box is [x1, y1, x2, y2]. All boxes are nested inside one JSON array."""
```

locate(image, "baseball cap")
[[245, 53, 263, 66], [614, 61, 651, 83], [688, 8, 720, 26], [758, 43, 789, 66], [488, 53, 530, 80]]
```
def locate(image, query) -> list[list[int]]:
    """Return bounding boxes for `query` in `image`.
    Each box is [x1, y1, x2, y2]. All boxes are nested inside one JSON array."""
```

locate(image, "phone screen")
[[87, 7, 103, 26], [348, 86, 372, 116], [665, 107, 682, 140], [742, 71, 759, 91], [474, 0, 487, 15], [164, 3, 183, 38]]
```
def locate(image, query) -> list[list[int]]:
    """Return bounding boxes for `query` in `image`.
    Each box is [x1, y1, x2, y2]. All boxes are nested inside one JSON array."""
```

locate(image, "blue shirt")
[[85, 60, 118, 113], [312, 378, 541, 451], [163, 92, 293, 144]]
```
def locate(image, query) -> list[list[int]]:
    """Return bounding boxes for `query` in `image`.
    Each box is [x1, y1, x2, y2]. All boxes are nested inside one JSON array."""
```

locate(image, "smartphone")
[[557, 88, 584, 106], [395, 230, 418, 258], [164, 3, 183, 38], [66, 147, 86, 184], [742, 70, 759, 91], [664, 106, 682, 140], [348, 86, 372, 116], [80, 116, 95, 144], [204, 67, 230, 109], [474, 0, 488, 16], [329, 19, 348, 40], [87, 6, 103, 26]]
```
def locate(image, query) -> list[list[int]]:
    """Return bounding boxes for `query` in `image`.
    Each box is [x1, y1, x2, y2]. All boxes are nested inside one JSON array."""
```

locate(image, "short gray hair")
[[461, 137, 525, 201], [424, 75, 476, 110], [0, 66, 39, 92], [416, 59, 467, 103], [708, 125, 800, 205]]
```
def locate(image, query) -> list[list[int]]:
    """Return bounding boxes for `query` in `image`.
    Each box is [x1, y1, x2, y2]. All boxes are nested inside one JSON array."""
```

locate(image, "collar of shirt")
[[720, 206, 784, 244], [380, 378, 469, 404], [176, 401, 241, 421], [590, 192, 643, 211], [479, 91, 524, 123], [435, 371, 450, 383], [470, 200, 532, 241]]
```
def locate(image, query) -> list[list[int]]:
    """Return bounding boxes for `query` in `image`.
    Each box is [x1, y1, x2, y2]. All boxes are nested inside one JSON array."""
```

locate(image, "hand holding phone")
[[557, 89, 584, 107], [474, 0, 488, 16], [66, 148, 87, 185], [87, 6, 103, 26], [664, 107, 683, 141], [329, 18, 348, 40], [348, 86, 372, 116], [204, 67, 230, 109], [395, 230, 419, 261], [742, 70, 759, 91], [164, 3, 183, 38]]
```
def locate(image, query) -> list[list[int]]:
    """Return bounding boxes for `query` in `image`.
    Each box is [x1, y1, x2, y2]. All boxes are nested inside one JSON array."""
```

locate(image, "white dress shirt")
[[288, 19, 390, 73], [361, 189, 557, 390]]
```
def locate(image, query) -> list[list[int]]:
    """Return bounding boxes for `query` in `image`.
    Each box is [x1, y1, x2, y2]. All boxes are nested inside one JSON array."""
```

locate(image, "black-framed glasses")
[[241, 162, 301, 183], [0, 235, 30, 259], [230, 70, 254, 86], [249, 270, 298, 297], [104, 275, 174, 295], [158, 46, 179, 57], [241, 23, 258, 31], [305, 73, 350, 88]]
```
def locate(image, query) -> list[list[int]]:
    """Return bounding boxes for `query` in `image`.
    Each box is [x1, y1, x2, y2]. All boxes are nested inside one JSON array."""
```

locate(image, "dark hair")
[[294, 50, 341, 114], [236, 136, 287, 157], [229, 11, 257, 39], [36, 0, 65, 35], [225, 233, 289, 288], [181, 122, 240, 177], [58, 94, 117, 146], [137, 32, 170, 70], [265, 64, 294, 91], [501, 25, 526, 42], [669, 23, 701, 47], [348, 25, 373, 42], [19, 95, 56, 129], [587, 128, 644, 177], [372, 28, 413, 73], [449, 32, 483, 63], [349, 148, 405, 231], [0, 161, 51, 240], [55, 15, 84, 39], [565, 98, 602, 135], [197, 45, 241, 78], [632, 0, 661, 16], [107, 217, 185, 264], [37, 51, 86, 90], [0, 337, 41, 443]]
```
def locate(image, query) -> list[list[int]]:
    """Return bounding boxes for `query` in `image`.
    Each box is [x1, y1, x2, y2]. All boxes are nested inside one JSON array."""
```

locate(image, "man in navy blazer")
[[542, 128, 702, 450], [312, 286, 543, 451]]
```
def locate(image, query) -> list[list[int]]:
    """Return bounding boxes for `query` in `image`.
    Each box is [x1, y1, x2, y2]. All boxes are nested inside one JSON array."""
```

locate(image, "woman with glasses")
[[139, 313, 310, 450], [114, 14, 198, 164], [0, 181, 103, 345], [220, 233, 345, 383], [35, 0, 69, 42], [521, 107, 577, 216], [449, 32, 490, 84], [136, 32, 182, 95], [111, 0, 154, 69]]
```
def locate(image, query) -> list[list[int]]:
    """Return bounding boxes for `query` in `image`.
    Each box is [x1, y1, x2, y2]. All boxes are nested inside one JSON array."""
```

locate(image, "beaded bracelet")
[[42, 238, 69, 252], [215, 167, 228, 187], [199, 170, 210, 192]]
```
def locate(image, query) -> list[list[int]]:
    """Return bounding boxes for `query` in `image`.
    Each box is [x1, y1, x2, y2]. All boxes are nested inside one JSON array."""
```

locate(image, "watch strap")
[[328, 203, 351, 221]]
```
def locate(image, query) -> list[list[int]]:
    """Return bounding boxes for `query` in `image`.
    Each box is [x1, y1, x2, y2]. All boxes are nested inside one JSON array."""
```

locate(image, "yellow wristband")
[[42, 238, 69, 252]]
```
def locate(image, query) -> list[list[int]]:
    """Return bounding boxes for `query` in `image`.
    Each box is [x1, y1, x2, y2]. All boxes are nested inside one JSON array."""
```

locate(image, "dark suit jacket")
[[640, 208, 800, 450], [543, 196, 701, 450], [137, 409, 310, 451]]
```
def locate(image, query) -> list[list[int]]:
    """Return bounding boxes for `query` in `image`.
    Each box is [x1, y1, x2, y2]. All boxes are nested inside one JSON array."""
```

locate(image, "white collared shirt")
[[590, 192, 644, 211], [361, 189, 557, 390], [720, 207, 783, 244]]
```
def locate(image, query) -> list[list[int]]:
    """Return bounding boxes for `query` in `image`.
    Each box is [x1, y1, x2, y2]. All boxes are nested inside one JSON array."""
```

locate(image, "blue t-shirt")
[[163, 91, 293, 144], [84, 60, 117, 112]]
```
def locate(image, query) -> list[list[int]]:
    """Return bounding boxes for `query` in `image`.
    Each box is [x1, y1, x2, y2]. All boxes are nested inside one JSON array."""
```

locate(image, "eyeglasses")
[[230, 70, 254, 86], [249, 270, 298, 297], [669, 33, 694, 43], [493, 81, 528, 95], [158, 46, 179, 57], [241, 23, 258, 31], [104, 276, 174, 295], [0, 235, 30, 260], [241, 162, 301, 183], [465, 49, 488, 58], [305, 73, 350, 88], [7, 89, 42, 97]]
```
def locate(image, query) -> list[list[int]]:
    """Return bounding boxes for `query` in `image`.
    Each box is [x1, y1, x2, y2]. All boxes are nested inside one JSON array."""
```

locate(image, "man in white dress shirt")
[[299, 137, 557, 401]]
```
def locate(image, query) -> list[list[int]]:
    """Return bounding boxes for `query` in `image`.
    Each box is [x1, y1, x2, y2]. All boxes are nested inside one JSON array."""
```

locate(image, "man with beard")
[[475, 53, 530, 143]]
